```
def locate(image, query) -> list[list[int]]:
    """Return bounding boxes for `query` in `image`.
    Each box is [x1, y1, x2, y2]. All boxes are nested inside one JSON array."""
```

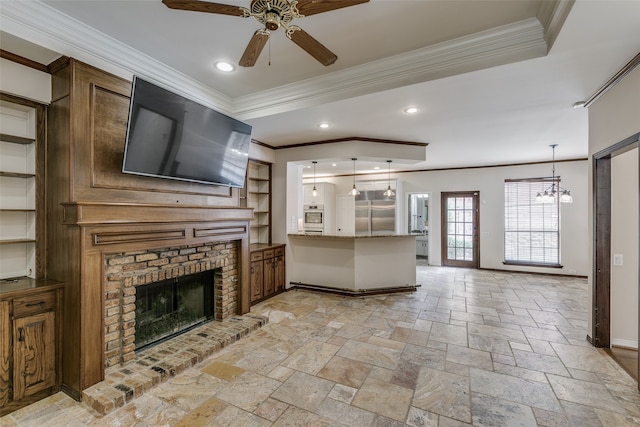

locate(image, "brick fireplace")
[[103, 241, 239, 367], [52, 200, 253, 400]]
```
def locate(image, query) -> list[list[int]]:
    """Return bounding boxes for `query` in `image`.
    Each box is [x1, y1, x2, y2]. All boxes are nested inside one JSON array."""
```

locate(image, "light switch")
[[613, 254, 623, 266]]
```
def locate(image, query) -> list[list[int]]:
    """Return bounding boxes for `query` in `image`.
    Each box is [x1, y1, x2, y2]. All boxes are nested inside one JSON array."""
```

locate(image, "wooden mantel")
[[60, 202, 253, 225]]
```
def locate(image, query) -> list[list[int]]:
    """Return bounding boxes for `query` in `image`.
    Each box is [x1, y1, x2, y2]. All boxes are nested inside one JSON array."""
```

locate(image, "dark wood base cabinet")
[[0, 279, 63, 416], [250, 244, 285, 304]]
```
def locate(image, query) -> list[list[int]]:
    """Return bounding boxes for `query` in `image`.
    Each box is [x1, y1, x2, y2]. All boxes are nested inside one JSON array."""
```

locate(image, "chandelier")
[[535, 144, 573, 204]]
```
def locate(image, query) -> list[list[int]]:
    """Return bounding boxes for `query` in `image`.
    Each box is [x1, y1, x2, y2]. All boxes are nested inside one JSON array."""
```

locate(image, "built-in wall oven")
[[303, 204, 324, 233]]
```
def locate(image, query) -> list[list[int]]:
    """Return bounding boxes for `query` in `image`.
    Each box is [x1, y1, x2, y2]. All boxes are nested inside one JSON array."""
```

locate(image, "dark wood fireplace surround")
[[46, 58, 253, 401]]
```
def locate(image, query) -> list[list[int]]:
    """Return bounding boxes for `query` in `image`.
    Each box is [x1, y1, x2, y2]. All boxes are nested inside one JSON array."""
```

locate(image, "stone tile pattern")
[[82, 313, 267, 415], [3, 267, 639, 426], [104, 241, 238, 367]]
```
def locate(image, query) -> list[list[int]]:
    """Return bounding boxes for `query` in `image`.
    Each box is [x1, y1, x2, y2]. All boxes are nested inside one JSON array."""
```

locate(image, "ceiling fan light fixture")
[[265, 11, 281, 30]]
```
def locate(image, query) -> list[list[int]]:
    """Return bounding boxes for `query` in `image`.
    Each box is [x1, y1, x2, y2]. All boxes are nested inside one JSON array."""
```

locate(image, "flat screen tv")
[[122, 76, 251, 188]]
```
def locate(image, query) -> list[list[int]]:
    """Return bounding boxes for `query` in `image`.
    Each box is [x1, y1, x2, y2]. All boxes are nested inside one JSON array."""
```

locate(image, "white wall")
[[611, 148, 639, 348], [588, 63, 640, 341], [0, 59, 51, 104], [275, 159, 589, 277]]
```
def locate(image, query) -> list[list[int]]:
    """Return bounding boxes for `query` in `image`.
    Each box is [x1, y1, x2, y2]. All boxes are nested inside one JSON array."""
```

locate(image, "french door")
[[441, 192, 479, 268]]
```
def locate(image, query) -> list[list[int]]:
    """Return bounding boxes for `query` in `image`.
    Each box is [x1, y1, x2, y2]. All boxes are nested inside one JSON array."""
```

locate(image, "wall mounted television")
[[122, 76, 251, 188]]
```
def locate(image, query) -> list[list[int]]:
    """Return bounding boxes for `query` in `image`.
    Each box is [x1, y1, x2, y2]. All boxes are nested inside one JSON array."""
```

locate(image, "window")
[[504, 178, 560, 267]]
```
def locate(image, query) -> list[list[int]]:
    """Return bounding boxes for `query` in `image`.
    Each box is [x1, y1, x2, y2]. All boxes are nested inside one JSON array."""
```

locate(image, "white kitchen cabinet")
[[336, 195, 355, 235], [303, 182, 335, 233], [416, 237, 429, 258]]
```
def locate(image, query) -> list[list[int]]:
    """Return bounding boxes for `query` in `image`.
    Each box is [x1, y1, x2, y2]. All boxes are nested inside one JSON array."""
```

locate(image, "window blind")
[[504, 179, 560, 266]]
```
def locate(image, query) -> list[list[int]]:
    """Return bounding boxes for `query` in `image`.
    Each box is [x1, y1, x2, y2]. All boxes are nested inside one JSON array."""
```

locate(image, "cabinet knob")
[[18, 327, 24, 342]]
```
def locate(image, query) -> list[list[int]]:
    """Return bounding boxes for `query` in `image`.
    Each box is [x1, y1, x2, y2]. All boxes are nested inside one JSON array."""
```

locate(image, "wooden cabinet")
[[0, 279, 62, 416], [250, 251, 264, 302], [250, 244, 285, 304], [274, 246, 285, 293]]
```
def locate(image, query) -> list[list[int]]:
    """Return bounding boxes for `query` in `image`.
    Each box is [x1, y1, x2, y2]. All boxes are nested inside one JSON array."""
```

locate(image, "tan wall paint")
[[611, 148, 639, 348], [588, 63, 640, 339]]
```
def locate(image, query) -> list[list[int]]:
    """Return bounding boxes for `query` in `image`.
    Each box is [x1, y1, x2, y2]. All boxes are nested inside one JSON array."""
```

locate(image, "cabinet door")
[[0, 301, 9, 407], [275, 254, 285, 292], [13, 311, 56, 400], [250, 260, 264, 302], [264, 257, 275, 296]]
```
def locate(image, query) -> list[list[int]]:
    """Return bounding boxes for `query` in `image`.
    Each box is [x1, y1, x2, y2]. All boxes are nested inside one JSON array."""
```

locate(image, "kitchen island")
[[287, 233, 417, 294]]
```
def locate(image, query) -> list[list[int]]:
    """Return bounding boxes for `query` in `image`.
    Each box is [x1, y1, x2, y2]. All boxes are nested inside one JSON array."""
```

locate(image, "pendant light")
[[311, 161, 318, 197], [383, 160, 395, 197], [535, 144, 573, 204], [348, 158, 360, 196]]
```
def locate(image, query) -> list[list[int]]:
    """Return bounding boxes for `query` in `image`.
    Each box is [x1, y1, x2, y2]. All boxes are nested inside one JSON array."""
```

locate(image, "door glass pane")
[[445, 194, 475, 264]]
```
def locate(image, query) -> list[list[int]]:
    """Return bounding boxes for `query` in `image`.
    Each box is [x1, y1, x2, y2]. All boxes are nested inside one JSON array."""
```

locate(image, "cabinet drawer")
[[250, 251, 263, 262], [263, 249, 275, 259], [275, 247, 284, 257], [12, 292, 56, 318]]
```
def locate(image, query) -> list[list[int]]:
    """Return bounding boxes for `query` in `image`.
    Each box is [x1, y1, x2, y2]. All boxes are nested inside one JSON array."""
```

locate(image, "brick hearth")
[[82, 312, 267, 414], [103, 241, 240, 367]]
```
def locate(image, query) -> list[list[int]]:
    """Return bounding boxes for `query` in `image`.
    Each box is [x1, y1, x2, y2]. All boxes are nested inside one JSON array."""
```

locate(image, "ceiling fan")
[[162, 0, 370, 67]]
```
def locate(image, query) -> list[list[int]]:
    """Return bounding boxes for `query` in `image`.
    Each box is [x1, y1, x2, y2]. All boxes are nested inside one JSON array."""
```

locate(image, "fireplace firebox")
[[134, 269, 215, 351]]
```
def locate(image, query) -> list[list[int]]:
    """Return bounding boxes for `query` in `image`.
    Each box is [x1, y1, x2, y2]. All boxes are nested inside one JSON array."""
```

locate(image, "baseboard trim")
[[289, 282, 419, 297], [611, 338, 639, 350]]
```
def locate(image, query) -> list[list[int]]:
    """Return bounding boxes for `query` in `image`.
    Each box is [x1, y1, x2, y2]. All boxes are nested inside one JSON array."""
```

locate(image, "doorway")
[[592, 132, 639, 390], [441, 192, 479, 268], [408, 193, 430, 263]]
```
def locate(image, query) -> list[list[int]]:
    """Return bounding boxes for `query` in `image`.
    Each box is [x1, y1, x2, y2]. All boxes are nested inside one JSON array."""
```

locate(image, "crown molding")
[[1, 1, 563, 121], [0, 0, 234, 114], [232, 17, 548, 119], [537, 0, 575, 51]]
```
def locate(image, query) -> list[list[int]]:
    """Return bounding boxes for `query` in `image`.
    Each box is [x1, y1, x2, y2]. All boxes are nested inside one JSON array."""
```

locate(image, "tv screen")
[[122, 76, 251, 188]]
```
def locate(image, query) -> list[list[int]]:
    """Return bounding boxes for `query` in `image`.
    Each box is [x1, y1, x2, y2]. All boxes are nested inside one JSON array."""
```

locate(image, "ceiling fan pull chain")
[[268, 36, 271, 66]]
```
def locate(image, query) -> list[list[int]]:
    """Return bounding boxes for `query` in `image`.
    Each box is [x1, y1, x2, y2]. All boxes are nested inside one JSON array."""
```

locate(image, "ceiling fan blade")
[[295, 0, 370, 16], [287, 27, 337, 66], [162, 0, 246, 17], [239, 30, 270, 67]]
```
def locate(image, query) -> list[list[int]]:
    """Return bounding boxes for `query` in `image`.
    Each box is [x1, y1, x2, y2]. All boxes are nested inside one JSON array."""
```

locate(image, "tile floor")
[[2, 266, 640, 426]]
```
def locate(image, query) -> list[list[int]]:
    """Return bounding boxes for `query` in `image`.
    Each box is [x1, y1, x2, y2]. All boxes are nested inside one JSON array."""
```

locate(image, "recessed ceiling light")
[[215, 62, 235, 72], [318, 122, 330, 129], [332, 163, 337, 167], [403, 106, 421, 114], [373, 166, 380, 170]]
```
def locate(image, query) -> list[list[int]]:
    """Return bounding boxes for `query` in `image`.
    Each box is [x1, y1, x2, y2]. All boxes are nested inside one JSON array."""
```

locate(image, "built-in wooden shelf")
[[0, 133, 35, 145], [0, 172, 35, 179]]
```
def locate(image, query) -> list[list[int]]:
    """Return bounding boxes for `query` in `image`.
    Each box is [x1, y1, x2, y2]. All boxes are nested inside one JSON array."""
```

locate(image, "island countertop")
[[288, 233, 420, 239], [287, 233, 416, 292]]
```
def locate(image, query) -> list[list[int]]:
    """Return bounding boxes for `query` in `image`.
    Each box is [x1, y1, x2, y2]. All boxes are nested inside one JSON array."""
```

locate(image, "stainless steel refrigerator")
[[355, 191, 396, 235]]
